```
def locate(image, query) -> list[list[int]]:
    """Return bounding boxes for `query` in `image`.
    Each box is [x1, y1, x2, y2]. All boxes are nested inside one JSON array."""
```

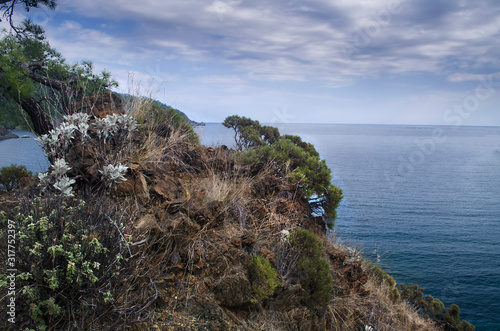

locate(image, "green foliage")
[[223, 115, 342, 220], [248, 254, 281, 302], [0, 1, 57, 22], [365, 261, 401, 302], [0, 35, 35, 100], [398, 283, 475, 330], [0, 27, 118, 131], [290, 228, 333, 308], [251, 135, 343, 219], [222, 115, 279, 151], [0, 193, 131, 329], [1, 2, 57, 40], [0, 95, 27, 129], [0, 163, 32, 191]]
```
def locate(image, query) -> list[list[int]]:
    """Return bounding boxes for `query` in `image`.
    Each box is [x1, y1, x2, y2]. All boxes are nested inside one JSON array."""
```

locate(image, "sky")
[[7, 0, 500, 125]]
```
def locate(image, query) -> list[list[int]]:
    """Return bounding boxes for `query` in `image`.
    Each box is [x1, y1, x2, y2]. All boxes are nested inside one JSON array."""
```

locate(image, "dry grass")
[[119, 87, 198, 170], [356, 276, 439, 331]]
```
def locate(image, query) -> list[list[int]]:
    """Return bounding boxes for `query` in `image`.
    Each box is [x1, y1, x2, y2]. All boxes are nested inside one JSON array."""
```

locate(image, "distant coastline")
[[0, 125, 19, 140]]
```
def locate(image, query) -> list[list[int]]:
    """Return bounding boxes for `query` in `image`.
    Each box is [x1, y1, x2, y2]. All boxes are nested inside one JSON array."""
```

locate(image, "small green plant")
[[290, 228, 333, 308], [0, 163, 32, 191], [398, 283, 475, 330], [0, 193, 131, 329], [248, 254, 281, 303]]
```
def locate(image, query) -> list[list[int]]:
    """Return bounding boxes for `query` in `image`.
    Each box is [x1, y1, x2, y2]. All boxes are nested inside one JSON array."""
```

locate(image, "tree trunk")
[[21, 96, 53, 135], [29, 71, 75, 115]]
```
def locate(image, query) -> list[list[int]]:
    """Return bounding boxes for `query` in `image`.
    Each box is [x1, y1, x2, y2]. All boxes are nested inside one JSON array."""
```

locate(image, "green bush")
[[398, 284, 475, 330], [223, 115, 342, 220], [248, 254, 281, 302], [0, 164, 33, 192], [0, 193, 131, 330], [366, 261, 400, 302], [290, 228, 333, 308]]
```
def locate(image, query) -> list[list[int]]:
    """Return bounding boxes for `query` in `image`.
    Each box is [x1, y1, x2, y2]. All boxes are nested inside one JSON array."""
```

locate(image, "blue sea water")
[[197, 123, 500, 330], [1, 124, 499, 329], [0, 131, 50, 173]]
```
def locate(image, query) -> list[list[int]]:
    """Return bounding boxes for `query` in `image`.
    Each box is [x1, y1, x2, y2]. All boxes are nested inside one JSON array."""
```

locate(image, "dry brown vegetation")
[[0, 95, 441, 330]]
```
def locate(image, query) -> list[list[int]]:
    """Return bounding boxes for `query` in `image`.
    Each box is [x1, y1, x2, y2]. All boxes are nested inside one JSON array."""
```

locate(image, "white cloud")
[[448, 72, 500, 83], [38, 0, 499, 85], [9, 0, 499, 125]]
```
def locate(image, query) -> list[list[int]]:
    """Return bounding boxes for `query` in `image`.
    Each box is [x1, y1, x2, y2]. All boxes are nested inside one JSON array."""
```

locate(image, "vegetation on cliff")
[[0, 94, 470, 330], [223, 115, 343, 221], [0, 124, 19, 139]]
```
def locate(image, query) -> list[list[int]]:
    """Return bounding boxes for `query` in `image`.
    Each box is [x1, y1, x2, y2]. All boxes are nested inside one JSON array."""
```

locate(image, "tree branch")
[[20, 96, 53, 135], [28, 68, 75, 115]]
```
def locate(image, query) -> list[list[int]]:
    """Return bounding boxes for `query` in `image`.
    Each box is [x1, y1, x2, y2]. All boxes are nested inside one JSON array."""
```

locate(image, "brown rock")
[[135, 172, 150, 202], [154, 179, 175, 200], [115, 175, 134, 194], [214, 271, 252, 307], [167, 212, 201, 235], [184, 295, 233, 330]]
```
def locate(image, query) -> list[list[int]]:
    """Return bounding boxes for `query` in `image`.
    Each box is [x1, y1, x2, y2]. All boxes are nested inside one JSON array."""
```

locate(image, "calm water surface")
[[0, 130, 49, 173], [197, 123, 500, 330]]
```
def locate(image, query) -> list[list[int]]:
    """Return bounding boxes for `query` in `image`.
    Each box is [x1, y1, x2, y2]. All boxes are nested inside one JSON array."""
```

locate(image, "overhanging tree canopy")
[[223, 115, 343, 220], [0, 24, 117, 135]]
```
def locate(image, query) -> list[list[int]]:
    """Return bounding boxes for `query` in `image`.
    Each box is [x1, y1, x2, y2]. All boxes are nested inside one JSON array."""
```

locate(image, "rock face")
[[0, 125, 19, 140]]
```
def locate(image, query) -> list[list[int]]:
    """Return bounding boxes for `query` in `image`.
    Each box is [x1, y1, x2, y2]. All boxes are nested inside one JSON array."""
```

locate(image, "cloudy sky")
[[12, 0, 500, 125]]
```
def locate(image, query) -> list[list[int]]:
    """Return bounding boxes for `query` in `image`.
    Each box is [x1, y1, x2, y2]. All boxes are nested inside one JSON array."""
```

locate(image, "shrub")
[[248, 254, 281, 303], [290, 228, 333, 308], [35, 112, 135, 192], [0, 164, 33, 191], [223, 115, 343, 220], [398, 283, 475, 330], [0, 193, 131, 330]]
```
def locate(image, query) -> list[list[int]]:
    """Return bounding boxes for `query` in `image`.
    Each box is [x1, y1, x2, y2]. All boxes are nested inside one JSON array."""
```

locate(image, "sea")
[[0, 130, 50, 173], [1, 124, 499, 330]]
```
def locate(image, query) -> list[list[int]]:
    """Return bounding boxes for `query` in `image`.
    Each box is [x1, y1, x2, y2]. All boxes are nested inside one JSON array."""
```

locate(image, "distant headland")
[[0, 125, 19, 140]]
